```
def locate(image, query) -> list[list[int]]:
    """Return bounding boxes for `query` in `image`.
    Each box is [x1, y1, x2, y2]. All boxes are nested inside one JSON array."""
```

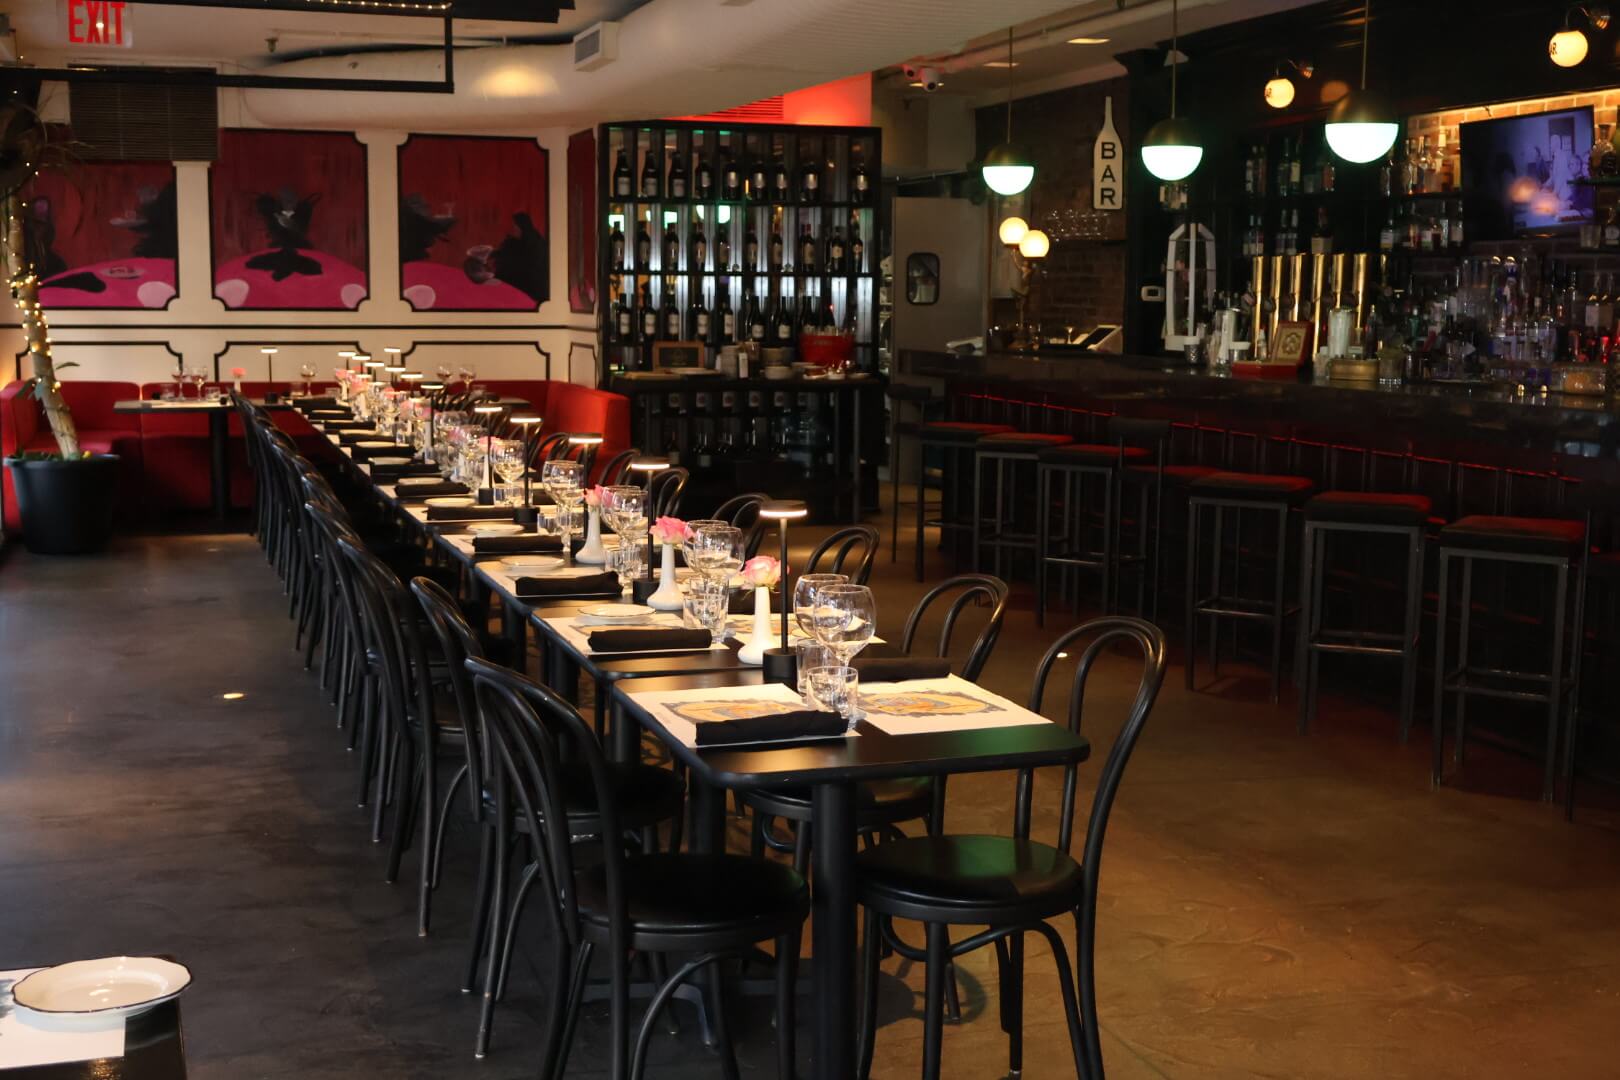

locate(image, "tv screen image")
[[1460, 106, 1595, 238]]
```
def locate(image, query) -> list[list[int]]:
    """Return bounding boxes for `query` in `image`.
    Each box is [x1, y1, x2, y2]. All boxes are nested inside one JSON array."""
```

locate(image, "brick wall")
[[1409, 89, 1620, 184], [978, 77, 1131, 334]]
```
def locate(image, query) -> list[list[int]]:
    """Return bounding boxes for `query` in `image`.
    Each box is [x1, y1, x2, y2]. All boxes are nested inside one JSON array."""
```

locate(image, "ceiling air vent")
[[574, 21, 620, 72], [69, 74, 217, 162]]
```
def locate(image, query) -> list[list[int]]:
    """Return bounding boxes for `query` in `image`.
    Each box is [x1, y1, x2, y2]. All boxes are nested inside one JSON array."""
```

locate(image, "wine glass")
[[299, 362, 318, 397], [793, 573, 849, 640], [170, 360, 186, 400], [493, 440, 527, 505], [187, 367, 208, 401], [548, 459, 585, 555], [459, 363, 477, 393], [812, 584, 876, 665]]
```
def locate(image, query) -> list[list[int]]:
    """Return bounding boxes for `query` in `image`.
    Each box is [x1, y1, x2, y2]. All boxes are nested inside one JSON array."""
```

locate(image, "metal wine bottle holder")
[[1164, 222, 1217, 352]]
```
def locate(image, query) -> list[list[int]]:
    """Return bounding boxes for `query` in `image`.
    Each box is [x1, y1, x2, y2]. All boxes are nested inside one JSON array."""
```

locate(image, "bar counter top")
[[899, 349, 1620, 476]]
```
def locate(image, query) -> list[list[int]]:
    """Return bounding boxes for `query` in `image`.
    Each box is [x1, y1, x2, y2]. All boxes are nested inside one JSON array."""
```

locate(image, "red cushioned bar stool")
[[970, 430, 1074, 579], [1033, 418, 1156, 624], [1431, 515, 1587, 811], [1295, 490, 1433, 740], [913, 420, 1015, 581], [1185, 471, 1317, 703]]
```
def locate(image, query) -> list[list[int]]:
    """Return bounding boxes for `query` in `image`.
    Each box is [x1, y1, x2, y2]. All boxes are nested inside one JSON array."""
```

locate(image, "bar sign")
[[63, 0, 132, 47], [1093, 95, 1122, 211]]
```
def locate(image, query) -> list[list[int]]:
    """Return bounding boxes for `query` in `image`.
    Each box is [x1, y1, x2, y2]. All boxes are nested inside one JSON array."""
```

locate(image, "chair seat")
[[976, 432, 1073, 452], [482, 761, 683, 833], [1039, 443, 1151, 466], [856, 835, 1083, 920], [1440, 516, 1586, 558], [918, 421, 1016, 443], [1190, 471, 1315, 504], [1304, 491, 1433, 527], [744, 776, 934, 824], [1124, 463, 1220, 485], [577, 852, 808, 939]]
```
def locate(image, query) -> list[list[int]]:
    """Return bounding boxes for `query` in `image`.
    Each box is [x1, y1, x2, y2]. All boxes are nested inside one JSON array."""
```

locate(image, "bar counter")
[[900, 349, 1620, 481]]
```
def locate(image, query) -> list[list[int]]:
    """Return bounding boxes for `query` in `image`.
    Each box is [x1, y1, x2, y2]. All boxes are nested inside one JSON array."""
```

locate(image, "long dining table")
[[311, 405, 1094, 1080]]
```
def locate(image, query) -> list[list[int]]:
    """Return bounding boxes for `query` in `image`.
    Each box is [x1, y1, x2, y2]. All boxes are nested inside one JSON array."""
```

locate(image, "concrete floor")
[[3, 521, 1620, 1079]]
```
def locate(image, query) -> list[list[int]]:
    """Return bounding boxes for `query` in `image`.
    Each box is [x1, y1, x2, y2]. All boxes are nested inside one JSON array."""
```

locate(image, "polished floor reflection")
[[2, 526, 1618, 1079]]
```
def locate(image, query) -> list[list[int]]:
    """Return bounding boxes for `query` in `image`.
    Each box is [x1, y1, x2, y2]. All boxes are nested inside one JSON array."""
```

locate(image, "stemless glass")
[[807, 665, 860, 722], [813, 584, 876, 665], [687, 581, 730, 646], [793, 573, 849, 640]]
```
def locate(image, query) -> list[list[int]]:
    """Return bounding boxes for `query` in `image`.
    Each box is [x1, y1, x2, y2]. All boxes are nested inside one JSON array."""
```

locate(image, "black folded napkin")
[[694, 708, 847, 747], [336, 430, 381, 444], [473, 534, 563, 554], [373, 462, 442, 479], [296, 396, 340, 410], [353, 444, 416, 460], [851, 655, 954, 682], [425, 506, 518, 522], [393, 480, 470, 499], [586, 627, 711, 653], [516, 571, 620, 598]]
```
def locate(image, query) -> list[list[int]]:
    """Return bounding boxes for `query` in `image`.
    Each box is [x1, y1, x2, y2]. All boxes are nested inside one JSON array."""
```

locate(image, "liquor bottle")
[[635, 221, 652, 267], [694, 153, 714, 201], [640, 147, 661, 199], [749, 156, 768, 200], [1288, 136, 1302, 193], [818, 292, 838, 333], [667, 151, 689, 200], [1244, 146, 1257, 196], [745, 288, 767, 344], [613, 289, 633, 343], [799, 155, 820, 203], [743, 224, 760, 270], [1290, 209, 1302, 255], [1310, 206, 1332, 255], [1420, 213, 1435, 252], [851, 152, 872, 205], [1605, 129, 1619, 177], [826, 228, 847, 273], [769, 225, 784, 269], [692, 225, 708, 271], [1379, 208, 1396, 253], [797, 224, 817, 272], [613, 149, 632, 198], [716, 227, 732, 271], [1320, 145, 1335, 193], [688, 287, 711, 342], [771, 157, 791, 202], [662, 222, 680, 270], [716, 286, 737, 343], [1599, 273, 1614, 331], [721, 152, 742, 200], [1449, 201, 1465, 248], [798, 293, 818, 337], [638, 282, 659, 345], [770, 290, 795, 345], [609, 222, 625, 269], [1586, 273, 1602, 332], [849, 225, 864, 272], [662, 283, 682, 340], [841, 295, 859, 336], [1605, 205, 1620, 248], [1378, 147, 1395, 197]]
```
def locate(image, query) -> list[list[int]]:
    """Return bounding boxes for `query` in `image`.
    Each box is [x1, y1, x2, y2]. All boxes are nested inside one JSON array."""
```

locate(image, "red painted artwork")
[[24, 158, 178, 310], [209, 129, 370, 310], [397, 134, 549, 312], [567, 128, 596, 315]]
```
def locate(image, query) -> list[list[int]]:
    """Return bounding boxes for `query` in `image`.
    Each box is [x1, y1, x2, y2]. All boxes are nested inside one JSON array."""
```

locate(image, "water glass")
[[806, 665, 860, 723], [686, 581, 729, 645], [795, 640, 835, 699]]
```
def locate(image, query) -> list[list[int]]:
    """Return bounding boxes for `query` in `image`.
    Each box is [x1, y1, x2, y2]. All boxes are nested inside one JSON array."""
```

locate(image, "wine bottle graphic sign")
[[1094, 96, 1123, 211]]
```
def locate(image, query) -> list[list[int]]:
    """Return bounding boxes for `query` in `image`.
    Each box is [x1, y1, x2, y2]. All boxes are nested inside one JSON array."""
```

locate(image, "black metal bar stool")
[[970, 431, 1074, 579], [912, 421, 1015, 581], [886, 383, 937, 563], [1431, 515, 1587, 811], [1296, 491, 1433, 739], [1033, 431, 1151, 625], [1185, 471, 1317, 702]]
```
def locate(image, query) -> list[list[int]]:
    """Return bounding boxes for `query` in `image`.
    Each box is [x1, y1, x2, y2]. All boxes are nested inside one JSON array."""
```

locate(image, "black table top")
[[2, 1000, 186, 1079], [611, 674, 1091, 792]]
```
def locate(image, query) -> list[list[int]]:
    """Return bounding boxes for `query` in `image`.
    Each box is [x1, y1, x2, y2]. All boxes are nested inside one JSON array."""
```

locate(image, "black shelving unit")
[[595, 118, 884, 384]]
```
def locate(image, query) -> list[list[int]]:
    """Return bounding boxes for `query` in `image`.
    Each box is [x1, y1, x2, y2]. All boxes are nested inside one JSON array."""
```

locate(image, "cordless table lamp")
[[473, 403, 505, 505], [568, 432, 604, 480], [627, 455, 671, 601], [758, 499, 808, 683], [510, 415, 543, 526]]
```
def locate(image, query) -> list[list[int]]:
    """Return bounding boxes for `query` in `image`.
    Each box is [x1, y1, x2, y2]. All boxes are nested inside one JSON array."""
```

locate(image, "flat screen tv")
[[1460, 106, 1595, 239]]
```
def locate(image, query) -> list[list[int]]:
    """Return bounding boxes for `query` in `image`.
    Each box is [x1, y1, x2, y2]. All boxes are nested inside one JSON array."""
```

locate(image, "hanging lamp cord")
[[1006, 27, 1014, 141], [1360, 0, 1370, 90], [1170, 0, 1180, 118]]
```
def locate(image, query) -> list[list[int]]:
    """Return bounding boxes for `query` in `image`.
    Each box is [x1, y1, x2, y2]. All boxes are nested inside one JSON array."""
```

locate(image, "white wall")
[[5, 88, 600, 390]]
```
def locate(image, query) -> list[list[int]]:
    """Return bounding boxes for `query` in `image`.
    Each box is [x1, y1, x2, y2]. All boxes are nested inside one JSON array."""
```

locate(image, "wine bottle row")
[[609, 274, 866, 349], [651, 390, 849, 474], [609, 137, 875, 206], [607, 213, 869, 277]]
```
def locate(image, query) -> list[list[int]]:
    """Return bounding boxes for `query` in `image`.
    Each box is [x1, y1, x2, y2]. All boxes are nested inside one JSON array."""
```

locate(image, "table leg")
[[209, 409, 230, 522], [851, 388, 863, 525], [499, 603, 527, 673], [690, 777, 726, 856], [811, 780, 857, 1080]]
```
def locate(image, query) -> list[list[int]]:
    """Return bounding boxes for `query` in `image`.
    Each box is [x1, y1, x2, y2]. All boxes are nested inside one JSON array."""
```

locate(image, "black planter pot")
[[6, 454, 121, 555]]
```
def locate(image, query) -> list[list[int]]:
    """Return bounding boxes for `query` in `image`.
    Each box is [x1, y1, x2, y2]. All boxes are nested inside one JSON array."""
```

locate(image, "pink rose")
[[740, 555, 780, 588], [650, 516, 691, 545], [585, 484, 607, 509], [230, 367, 246, 378]]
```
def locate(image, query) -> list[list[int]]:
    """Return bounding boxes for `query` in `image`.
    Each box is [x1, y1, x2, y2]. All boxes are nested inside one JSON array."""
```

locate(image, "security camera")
[[913, 65, 944, 92]]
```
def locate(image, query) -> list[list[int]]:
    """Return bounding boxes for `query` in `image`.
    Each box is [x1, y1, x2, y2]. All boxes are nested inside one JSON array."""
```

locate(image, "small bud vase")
[[647, 543, 685, 611], [577, 508, 607, 564], [737, 586, 773, 665]]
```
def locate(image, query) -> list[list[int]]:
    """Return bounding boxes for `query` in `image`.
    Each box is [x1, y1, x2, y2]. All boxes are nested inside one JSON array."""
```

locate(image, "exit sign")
[[63, 0, 132, 47]]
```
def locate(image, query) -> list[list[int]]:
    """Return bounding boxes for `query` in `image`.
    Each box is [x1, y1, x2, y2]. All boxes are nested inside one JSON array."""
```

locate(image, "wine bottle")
[[849, 225, 864, 272], [799, 155, 820, 203], [772, 291, 796, 345], [769, 226, 784, 270], [613, 150, 632, 198], [692, 225, 708, 271], [663, 223, 680, 271], [635, 221, 652, 268], [745, 288, 767, 343], [743, 225, 760, 271], [750, 157, 768, 201], [662, 282, 682, 340], [771, 157, 791, 203], [819, 292, 838, 333], [640, 148, 660, 199], [798, 224, 817, 273], [609, 223, 625, 270], [667, 151, 688, 200], [716, 227, 731, 271], [716, 285, 736, 343], [826, 228, 846, 274], [851, 152, 872, 205], [694, 153, 714, 201], [722, 152, 742, 200], [689, 287, 711, 341], [613, 289, 633, 343], [638, 283, 659, 345]]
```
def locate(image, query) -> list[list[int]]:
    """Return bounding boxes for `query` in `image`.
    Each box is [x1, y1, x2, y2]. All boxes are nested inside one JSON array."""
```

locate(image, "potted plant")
[[0, 107, 118, 554]]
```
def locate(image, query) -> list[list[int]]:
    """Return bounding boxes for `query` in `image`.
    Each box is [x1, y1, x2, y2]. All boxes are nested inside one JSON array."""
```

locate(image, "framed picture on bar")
[[1269, 321, 1314, 367]]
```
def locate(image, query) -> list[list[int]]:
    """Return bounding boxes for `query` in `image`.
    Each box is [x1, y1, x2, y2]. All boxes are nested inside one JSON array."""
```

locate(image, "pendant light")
[[1325, 1, 1399, 164], [981, 27, 1034, 196], [1549, 5, 1610, 67], [1140, 0, 1203, 182]]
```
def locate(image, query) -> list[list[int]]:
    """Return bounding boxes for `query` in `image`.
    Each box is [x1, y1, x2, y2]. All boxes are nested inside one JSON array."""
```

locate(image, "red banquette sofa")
[[2, 377, 631, 531]]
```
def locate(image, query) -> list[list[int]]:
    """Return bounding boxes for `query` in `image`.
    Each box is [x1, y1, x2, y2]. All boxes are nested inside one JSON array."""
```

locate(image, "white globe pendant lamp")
[[1140, 0, 1203, 182], [982, 27, 1035, 197], [1325, 1, 1400, 164]]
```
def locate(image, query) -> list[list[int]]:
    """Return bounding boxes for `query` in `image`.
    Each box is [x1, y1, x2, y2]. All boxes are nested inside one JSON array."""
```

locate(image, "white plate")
[[497, 555, 563, 572], [12, 956, 192, 1021], [396, 476, 445, 487], [356, 440, 398, 448], [425, 496, 475, 508], [467, 522, 523, 536], [582, 603, 654, 621], [372, 457, 412, 466]]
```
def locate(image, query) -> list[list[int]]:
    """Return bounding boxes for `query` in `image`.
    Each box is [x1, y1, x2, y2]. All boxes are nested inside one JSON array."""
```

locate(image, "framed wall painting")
[[567, 128, 596, 315], [397, 134, 549, 312], [209, 129, 370, 311], [24, 158, 179, 310]]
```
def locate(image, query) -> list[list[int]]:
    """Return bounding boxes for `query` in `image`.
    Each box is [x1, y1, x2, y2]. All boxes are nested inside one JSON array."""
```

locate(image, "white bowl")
[[425, 496, 475, 508]]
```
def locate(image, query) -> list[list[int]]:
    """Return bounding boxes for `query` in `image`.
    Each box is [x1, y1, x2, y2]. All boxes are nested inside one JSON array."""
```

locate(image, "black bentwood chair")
[[465, 658, 807, 1080], [854, 617, 1168, 1080], [713, 491, 769, 557], [804, 524, 881, 585]]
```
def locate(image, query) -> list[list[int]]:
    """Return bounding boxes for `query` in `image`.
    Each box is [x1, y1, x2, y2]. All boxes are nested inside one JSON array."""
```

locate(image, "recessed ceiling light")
[[222, 692, 246, 700], [1068, 36, 1110, 44], [984, 60, 1020, 67]]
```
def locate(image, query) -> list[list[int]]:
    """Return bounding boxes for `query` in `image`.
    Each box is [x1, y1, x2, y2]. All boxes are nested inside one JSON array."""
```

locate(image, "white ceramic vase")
[[647, 543, 685, 611], [577, 508, 607, 564], [737, 586, 773, 665]]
